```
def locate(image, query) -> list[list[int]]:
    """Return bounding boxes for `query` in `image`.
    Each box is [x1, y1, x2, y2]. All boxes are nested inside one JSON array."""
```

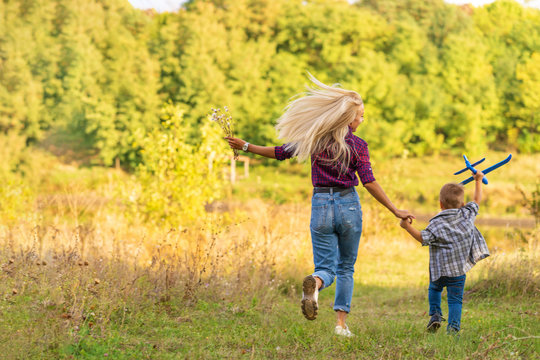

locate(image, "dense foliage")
[[133, 102, 228, 223], [1, 0, 539, 167]]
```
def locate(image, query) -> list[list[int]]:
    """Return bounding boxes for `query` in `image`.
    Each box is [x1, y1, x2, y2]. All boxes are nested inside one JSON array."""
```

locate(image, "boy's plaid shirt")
[[421, 202, 490, 282], [274, 127, 375, 187]]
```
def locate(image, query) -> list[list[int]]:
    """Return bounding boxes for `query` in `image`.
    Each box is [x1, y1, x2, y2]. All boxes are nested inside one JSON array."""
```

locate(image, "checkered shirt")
[[274, 127, 375, 187], [421, 202, 490, 282]]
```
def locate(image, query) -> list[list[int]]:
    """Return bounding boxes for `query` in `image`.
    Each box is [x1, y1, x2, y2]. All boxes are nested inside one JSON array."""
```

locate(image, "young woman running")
[[225, 74, 414, 337]]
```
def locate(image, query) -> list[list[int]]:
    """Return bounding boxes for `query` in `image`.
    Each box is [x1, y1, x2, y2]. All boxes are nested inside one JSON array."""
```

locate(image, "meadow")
[[2, 0, 539, 358], [0, 148, 538, 359]]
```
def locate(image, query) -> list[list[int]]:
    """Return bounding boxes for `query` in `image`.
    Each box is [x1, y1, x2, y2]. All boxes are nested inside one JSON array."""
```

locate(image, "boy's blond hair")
[[440, 183, 465, 209]]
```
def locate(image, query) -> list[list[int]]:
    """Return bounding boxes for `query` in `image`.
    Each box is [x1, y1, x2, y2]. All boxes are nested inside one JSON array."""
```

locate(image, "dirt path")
[[415, 214, 536, 228]]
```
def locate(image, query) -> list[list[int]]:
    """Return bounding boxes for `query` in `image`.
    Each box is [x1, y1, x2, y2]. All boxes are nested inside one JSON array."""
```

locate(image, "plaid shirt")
[[421, 202, 490, 282], [274, 127, 375, 187]]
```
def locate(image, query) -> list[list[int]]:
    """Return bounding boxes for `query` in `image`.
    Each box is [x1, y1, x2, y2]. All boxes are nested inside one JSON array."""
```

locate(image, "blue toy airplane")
[[454, 154, 512, 185]]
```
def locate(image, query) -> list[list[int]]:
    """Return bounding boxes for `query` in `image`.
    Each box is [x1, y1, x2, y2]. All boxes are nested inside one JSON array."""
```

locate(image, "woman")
[[225, 74, 414, 337]]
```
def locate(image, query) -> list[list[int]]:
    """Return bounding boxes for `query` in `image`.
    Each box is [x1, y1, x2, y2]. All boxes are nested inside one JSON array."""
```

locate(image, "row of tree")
[[1, 0, 538, 168]]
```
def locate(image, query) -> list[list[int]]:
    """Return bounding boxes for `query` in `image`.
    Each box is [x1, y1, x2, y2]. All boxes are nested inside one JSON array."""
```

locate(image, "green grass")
[[2, 283, 537, 359], [120, 291, 538, 359], [1, 242, 538, 359], [230, 160, 313, 204]]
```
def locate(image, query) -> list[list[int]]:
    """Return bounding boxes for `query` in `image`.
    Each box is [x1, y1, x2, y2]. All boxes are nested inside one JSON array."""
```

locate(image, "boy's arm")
[[473, 171, 484, 203], [400, 219, 423, 244]]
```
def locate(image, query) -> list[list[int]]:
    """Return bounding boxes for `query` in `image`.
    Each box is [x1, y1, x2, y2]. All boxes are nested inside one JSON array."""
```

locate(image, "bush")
[[132, 103, 229, 225], [0, 132, 34, 221]]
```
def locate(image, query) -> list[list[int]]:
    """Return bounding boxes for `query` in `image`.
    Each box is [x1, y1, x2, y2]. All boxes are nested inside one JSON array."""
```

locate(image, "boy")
[[399, 171, 489, 334]]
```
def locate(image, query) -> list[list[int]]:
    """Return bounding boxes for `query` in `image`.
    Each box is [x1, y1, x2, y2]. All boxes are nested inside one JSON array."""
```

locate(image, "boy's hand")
[[473, 170, 484, 182], [399, 217, 422, 243], [400, 218, 412, 229], [473, 171, 483, 203]]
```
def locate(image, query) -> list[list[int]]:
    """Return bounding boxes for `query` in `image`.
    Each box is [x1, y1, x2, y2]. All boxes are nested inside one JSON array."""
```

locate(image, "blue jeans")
[[310, 188, 362, 313], [429, 274, 466, 332]]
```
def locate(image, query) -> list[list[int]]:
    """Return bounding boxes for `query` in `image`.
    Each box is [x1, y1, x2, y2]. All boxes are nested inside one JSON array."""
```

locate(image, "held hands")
[[473, 170, 484, 182], [224, 137, 246, 150], [394, 209, 415, 221], [399, 216, 423, 243], [399, 218, 424, 244], [399, 217, 412, 229]]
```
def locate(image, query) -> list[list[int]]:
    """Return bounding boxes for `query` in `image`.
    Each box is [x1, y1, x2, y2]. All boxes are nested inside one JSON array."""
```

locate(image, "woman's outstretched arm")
[[364, 181, 415, 220], [225, 137, 276, 159]]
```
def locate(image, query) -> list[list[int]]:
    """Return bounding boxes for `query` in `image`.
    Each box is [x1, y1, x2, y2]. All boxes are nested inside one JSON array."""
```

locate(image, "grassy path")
[[1, 239, 538, 359], [162, 286, 539, 359], [5, 280, 532, 359]]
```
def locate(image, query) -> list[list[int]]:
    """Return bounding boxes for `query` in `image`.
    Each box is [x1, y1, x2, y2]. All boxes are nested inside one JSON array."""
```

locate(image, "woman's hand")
[[224, 137, 246, 150], [223, 138, 277, 159], [393, 209, 415, 221]]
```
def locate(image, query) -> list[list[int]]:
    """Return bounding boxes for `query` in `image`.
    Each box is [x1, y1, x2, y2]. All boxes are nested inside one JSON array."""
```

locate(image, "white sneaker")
[[301, 275, 319, 320], [335, 325, 354, 337]]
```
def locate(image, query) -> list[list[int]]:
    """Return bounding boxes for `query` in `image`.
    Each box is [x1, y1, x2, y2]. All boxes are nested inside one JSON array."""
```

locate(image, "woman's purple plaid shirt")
[[274, 127, 375, 187]]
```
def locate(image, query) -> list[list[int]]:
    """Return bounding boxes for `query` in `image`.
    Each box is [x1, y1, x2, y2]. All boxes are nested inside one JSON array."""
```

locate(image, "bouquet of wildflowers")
[[211, 106, 238, 160]]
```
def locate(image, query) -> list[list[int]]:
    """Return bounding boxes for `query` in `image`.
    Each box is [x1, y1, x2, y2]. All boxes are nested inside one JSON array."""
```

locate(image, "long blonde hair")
[[275, 73, 363, 172]]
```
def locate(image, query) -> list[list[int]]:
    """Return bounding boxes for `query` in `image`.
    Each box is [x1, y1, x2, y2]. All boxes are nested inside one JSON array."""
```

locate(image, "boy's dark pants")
[[428, 274, 466, 332]]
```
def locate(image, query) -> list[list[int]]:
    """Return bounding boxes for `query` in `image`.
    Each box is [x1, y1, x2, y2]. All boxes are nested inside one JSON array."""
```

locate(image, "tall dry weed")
[[468, 228, 539, 298], [0, 196, 315, 332]]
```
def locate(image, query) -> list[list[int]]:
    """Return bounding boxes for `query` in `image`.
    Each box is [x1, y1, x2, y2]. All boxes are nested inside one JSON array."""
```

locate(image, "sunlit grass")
[[1, 195, 538, 358], [0, 150, 538, 358]]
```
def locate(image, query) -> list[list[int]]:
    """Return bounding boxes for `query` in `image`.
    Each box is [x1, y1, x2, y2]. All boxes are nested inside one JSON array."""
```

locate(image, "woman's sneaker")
[[301, 275, 319, 320], [334, 325, 354, 337], [426, 314, 445, 333]]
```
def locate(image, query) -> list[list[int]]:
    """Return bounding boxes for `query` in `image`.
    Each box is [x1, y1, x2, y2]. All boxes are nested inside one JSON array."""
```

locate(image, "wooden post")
[[230, 157, 236, 184], [244, 157, 249, 178]]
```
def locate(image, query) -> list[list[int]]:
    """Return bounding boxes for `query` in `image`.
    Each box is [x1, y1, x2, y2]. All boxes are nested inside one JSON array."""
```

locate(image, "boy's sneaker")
[[334, 325, 355, 337], [301, 275, 319, 320], [426, 314, 445, 333]]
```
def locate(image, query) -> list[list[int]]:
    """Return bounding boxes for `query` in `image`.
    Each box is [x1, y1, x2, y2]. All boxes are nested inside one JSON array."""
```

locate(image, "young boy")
[[400, 171, 489, 334]]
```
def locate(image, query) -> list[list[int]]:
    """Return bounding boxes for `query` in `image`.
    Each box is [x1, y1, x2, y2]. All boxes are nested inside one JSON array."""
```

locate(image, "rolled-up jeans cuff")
[[333, 306, 350, 313], [312, 271, 332, 291]]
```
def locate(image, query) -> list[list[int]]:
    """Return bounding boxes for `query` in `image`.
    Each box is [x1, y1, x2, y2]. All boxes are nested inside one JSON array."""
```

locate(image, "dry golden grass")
[[2, 192, 536, 308], [1, 192, 538, 359]]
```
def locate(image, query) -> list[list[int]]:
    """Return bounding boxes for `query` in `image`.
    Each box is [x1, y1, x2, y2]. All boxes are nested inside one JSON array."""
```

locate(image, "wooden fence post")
[[230, 157, 236, 184], [244, 157, 249, 178]]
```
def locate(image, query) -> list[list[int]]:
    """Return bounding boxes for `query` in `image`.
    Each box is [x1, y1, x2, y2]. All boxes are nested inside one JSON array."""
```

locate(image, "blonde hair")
[[440, 183, 465, 209], [275, 73, 363, 172]]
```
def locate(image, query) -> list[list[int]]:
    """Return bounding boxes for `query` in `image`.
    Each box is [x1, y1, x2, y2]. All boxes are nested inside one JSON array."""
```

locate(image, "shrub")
[[0, 132, 34, 221], [133, 103, 229, 225]]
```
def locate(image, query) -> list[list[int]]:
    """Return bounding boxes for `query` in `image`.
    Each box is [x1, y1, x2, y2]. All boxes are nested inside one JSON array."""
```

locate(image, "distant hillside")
[[1, 0, 538, 167]]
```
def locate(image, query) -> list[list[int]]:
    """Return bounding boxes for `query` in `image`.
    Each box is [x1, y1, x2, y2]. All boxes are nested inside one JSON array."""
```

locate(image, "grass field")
[[1, 219, 538, 359], [0, 151, 538, 359]]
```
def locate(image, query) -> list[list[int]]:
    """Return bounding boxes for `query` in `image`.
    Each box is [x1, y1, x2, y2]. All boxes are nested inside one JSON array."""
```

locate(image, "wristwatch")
[[242, 142, 250, 152]]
